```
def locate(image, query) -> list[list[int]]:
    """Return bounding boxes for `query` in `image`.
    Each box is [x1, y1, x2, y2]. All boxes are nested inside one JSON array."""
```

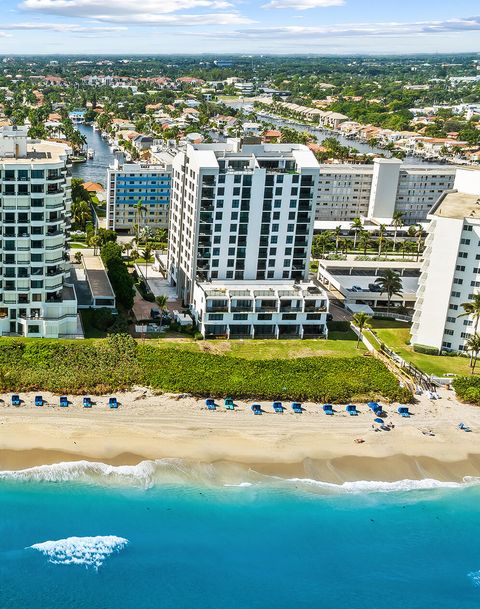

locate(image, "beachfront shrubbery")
[[138, 346, 411, 403], [0, 335, 411, 402], [453, 376, 480, 405]]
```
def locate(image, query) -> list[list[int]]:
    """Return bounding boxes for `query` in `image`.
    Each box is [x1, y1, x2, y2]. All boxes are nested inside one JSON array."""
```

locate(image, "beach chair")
[[251, 404, 262, 415], [367, 401, 382, 415], [34, 395, 43, 407], [397, 405, 410, 418], [346, 404, 358, 416], [108, 397, 118, 409], [458, 422, 472, 432], [273, 401, 284, 413], [83, 396, 92, 408], [59, 396, 68, 408], [291, 402, 303, 414], [205, 398, 216, 411], [11, 394, 20, 407], [224, 398, 235, 410], [323, 404, 334, 415]]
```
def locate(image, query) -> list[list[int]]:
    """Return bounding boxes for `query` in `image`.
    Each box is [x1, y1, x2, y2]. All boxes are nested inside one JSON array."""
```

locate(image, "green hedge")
[[413, 343, 440, 356], [0, 334, 412, 403], [327, 321, 351, 333], [453, 376, 480, 405]]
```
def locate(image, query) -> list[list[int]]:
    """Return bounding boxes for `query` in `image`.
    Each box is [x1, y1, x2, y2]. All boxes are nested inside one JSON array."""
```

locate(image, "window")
[[453, 278, 463, 285], [258, 313, 272, 320], [209, 313, 223, 321], [459, 252, 468, 259], [444, 329, 454, 336], [447, 317, 456, 323], [451, 291, 461, 298], [449, 304, 459, 310], [233, 313, 248, 321], [460, 238, 470, 245], [456, 265, 465, 272]]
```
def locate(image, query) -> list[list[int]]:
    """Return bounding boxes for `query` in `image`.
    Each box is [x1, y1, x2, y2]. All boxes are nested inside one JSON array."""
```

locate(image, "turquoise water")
[[1, 462, 480, 609]]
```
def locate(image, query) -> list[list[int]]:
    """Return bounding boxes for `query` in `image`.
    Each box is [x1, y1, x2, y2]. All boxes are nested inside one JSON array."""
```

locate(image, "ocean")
[[0, 460, 479, 609]]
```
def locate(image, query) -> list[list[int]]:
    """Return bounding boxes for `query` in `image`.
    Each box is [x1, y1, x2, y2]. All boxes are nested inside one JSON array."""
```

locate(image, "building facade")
[[411, 168, 480, 353], [192, 281, 329, 339], [0, 126, 78, 338], [315, 158, 456, 224], [106, 151, 174, 234], [168, 140, 320, 305]]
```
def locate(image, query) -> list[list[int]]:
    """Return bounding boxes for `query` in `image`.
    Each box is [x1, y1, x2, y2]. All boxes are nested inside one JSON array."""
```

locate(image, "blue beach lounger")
[[83, 396, 92, 408], [367, 401, 382, 415], [292, 402, 303, 414], [59, 396, 68, 408], [252, 404, 262, 415], [34, 395, 43, 407], [397, 405, 410, 417], [205, 399, 216, 410], [273, 401, 284, 413], [109, 397, 118, 409], [224, 398, 235, 410], [346, 404, 359, 416], [11, 394, 20, 407], [323, 404, 334, 415]]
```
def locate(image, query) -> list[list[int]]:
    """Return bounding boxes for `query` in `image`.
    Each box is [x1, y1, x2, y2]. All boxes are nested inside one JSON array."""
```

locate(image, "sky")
[[0, 0, 479, 55]]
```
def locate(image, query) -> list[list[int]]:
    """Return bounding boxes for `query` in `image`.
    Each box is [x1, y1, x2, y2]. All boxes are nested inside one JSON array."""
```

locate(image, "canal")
[[71, 124, 115, 186]]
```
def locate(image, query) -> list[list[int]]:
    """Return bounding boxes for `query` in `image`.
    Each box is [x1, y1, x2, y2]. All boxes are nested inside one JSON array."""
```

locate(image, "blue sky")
[[0, 0, 479, 54]]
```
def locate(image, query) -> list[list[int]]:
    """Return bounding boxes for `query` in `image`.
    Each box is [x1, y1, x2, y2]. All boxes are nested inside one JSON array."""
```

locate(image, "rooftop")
[[433, 191, 480, 220], [197, 280, 326, 299]]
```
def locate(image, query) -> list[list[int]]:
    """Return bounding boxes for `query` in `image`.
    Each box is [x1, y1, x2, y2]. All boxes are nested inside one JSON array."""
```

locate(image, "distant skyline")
[[0, 0, 479, 55]]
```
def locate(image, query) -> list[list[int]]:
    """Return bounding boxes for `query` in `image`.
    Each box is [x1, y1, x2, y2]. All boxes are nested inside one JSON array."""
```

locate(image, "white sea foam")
[[468, 570, 480, 587], [1, 460, 479, 494], [28, 535, 128, 569], [278, 477, 475, 494]]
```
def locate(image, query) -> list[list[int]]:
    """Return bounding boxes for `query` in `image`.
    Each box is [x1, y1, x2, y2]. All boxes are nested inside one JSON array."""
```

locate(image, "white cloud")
[[0, 21, 125, 32], [263, 0, 344, 10], [20, 0, 234, 16], [222, 16, 480, 39]]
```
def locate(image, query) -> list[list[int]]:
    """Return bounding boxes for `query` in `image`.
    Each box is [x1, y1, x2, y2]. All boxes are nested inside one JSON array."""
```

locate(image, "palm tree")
[[71, 200, 91, 230], [391, 211, 403, 252], [352, 312, 372, 348], [374, 269, 403, 313], [333, 225, 342, 253], [350, 217, 363, 251], [358, 230, 370, 255], [141, 245, 152, 282], [466, 334, 480, 374], [155, 294, 169, 331], [414, 225, 425, 261], [459, 294, 480, 335], [88, 234, 102, 256], [133, 200, 147, 243], [377, 224, 387, 257], [312, 231, 332, 259]]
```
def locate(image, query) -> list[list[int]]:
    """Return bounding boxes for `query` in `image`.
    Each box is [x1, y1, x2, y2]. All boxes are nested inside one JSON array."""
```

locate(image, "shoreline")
[[0, 386, 479, 483]]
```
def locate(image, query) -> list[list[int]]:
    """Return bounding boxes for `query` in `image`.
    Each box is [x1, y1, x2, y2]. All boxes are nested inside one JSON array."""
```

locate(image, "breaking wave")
[[28, 536, 128, 569], [1, 460, 479, 495]]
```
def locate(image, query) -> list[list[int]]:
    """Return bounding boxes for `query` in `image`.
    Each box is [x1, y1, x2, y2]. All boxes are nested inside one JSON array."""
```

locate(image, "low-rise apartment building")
[[192, 281, 329, 339], [0, 125, 78, 338], [411, 167, 480, 353]]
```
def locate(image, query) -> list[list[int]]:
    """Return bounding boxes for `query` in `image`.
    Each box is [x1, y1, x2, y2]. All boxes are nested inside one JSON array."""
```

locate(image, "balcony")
[[206, 306, 229, 313]]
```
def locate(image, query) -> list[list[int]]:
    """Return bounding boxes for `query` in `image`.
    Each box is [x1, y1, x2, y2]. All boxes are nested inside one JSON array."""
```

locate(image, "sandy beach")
[[0, 386, 479, 482]]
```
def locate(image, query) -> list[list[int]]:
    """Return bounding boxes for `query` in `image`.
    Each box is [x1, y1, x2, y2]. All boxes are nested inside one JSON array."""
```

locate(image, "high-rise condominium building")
[[315, 158, 456, 224], [0, 126, 77, 338], [168, 139, 320, 304], [106, 150, 174, 234], [411, 167, 480, 353]]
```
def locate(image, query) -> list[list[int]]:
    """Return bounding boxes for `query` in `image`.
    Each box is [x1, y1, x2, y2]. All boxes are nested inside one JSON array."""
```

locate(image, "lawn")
[[145, 330, 364, 360], [369, 319, 472, 377]]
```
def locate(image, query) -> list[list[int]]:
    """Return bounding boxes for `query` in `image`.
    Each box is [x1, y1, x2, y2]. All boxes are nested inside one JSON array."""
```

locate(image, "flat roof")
[[434, 191, 480, 220], [0, 140, 70, 163], [83, 256, 115, 300]]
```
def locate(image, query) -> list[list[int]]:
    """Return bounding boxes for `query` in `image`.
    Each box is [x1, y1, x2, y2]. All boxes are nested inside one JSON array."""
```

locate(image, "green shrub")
[[327, 321, 351, 333], [0, 336, 412, 403], [453, 376, 480, 404], [413, 344, 440, 356]]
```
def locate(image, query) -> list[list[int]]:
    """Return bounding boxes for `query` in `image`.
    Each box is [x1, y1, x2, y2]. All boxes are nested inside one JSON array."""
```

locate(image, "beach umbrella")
[[374, 418, 383, 424]]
